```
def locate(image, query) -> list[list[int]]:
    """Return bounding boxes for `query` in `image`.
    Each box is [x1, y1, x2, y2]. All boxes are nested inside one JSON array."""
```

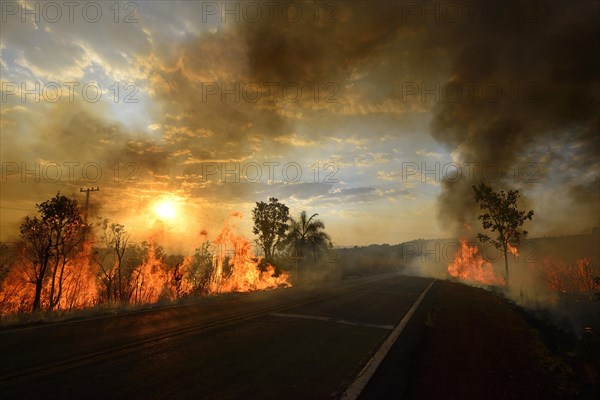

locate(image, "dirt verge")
[[404, 281, 599, 400]]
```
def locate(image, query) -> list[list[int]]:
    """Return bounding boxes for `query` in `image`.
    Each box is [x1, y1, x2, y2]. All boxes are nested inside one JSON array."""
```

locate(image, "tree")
[[95, 219, 130, 304], [188, 241, 216, 294], [252, 198, 289, 262], [472, 182, 534, 287], [20, 193, 86, 311], [19, 217, 52, 311], [286, 211, 332, 264]]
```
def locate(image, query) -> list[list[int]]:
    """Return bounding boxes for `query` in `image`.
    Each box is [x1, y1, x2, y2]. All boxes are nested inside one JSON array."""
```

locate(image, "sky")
[[0, 1, 598, 251]]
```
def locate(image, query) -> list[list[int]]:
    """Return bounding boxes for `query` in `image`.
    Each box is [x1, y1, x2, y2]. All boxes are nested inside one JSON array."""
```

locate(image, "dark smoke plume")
[[427, 1, 600, 233]]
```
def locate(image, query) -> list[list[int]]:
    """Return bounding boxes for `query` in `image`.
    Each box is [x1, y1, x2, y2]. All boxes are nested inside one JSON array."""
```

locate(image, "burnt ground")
[[403, 281, 599, 400]]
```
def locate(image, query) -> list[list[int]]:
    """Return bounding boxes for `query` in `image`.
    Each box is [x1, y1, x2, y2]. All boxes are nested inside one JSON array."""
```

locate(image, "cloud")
[[416, 149, 443, 159]]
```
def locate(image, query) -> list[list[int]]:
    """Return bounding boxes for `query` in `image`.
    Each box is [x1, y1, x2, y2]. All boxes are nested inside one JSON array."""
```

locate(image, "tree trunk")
[[55, 258, 67, 309], [117, 261, 122, 303], [49, 256, 60, 309], [32, 248, 51, 312], [32, 278, 43, 312], [503, 243, 509, 288]]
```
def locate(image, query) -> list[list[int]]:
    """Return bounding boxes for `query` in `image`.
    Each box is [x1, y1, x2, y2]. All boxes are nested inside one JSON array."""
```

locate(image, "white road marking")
[[269, 312, 395, 330], [341, 280, 436, 400]]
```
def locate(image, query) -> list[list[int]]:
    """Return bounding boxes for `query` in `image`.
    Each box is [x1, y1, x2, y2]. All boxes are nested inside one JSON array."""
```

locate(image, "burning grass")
[[0, 212, 291, 324], [372, 232, 596, 343], [208, 212, 291, 293], [447, 238, 505, 286]]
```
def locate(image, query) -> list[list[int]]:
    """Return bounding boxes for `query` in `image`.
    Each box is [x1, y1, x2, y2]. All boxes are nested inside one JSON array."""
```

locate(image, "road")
[[0, 274, 434, 399]]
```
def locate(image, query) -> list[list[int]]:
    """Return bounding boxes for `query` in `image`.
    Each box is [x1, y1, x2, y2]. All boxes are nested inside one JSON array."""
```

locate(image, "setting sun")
[[154, 200, 177, 221]]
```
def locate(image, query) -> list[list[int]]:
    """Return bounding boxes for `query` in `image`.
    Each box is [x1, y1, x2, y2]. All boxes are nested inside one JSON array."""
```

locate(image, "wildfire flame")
[[208, 212, 291, 293], [448, 239, 505, 286], [0, 211, 291, 318], [131, 242, 168, 304], [507, 242, 519, 256], [536, 257, 598, 301]]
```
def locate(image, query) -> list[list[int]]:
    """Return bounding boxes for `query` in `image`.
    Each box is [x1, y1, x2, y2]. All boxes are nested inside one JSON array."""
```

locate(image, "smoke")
[[428, 1, 599, 233], [402, 234, 600, 335], [220, 0, 599, 234]]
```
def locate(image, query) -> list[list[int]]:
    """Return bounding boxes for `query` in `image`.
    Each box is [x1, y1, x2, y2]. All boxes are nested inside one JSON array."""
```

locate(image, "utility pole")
[[80, 187, 100, 223]]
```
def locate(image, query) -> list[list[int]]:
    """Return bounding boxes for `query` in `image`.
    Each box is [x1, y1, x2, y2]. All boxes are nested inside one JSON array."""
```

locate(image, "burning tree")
[[0, 243, 11, 289], [186, 241, 217, 294], [19, 193, 87, 311], [472, 183, 534, 287], [94, 219, 130, 304], [252, 198, 289, 263]]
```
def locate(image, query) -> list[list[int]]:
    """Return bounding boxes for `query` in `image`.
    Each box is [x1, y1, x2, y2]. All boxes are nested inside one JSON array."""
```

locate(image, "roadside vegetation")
[[0, 194, 336, 324]]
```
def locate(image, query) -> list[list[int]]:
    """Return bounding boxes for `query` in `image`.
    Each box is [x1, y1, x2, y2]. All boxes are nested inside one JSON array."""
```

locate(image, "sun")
[[154, 200, 177, 221]]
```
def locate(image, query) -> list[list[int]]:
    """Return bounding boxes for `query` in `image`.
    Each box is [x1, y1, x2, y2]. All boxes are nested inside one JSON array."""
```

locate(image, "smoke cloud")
[[427, 1, 599, 232]]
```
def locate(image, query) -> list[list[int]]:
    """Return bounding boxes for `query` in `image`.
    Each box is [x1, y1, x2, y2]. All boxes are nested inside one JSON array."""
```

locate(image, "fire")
[[208, 212, 291, 293], [448, 239, 505, 286], [536, 257, 598, 301], [0, 239, 98, 317], [0, 211, 291, 319], [507, 242, 519, 256], [131, 242, 168, 304]]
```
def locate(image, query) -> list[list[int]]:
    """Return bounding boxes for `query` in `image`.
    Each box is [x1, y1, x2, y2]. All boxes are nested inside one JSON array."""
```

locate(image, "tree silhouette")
[[19, 193, 85, 311], [95, 219, 130, 304], [473, 182, 534, 287], [286, 211, 332, 264], [252, 198, 289, 263]]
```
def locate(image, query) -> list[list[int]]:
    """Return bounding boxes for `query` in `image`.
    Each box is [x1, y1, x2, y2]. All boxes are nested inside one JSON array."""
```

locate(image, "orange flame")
[[0, 259, 33, 315], [0, 238, 99, 316], [0, 212, 291, 318], [208, 213, 291, 293], [507, 242, 519, 256], [536, 257, 598, 301], [448, 239, 505, 286], [60, 239, 98, 310], [131, 242, 168, 304]]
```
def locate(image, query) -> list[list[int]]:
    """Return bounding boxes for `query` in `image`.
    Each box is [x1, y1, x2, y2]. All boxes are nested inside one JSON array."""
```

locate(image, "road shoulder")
[[361, 280, 599, 399]]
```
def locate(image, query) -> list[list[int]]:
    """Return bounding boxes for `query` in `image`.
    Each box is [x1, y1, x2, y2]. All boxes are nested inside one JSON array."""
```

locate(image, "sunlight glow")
[[154, 199, 177, 221]]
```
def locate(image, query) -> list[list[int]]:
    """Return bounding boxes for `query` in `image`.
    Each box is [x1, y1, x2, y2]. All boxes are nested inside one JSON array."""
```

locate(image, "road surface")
[[0, 274, 434, 399]]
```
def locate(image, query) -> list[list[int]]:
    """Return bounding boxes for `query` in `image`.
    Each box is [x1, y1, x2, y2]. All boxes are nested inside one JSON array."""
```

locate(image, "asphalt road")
[[0, 274, 434, 399]]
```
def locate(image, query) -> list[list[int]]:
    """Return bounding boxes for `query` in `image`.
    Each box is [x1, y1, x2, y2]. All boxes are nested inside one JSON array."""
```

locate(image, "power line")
[[80, 187, 100, 223]]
